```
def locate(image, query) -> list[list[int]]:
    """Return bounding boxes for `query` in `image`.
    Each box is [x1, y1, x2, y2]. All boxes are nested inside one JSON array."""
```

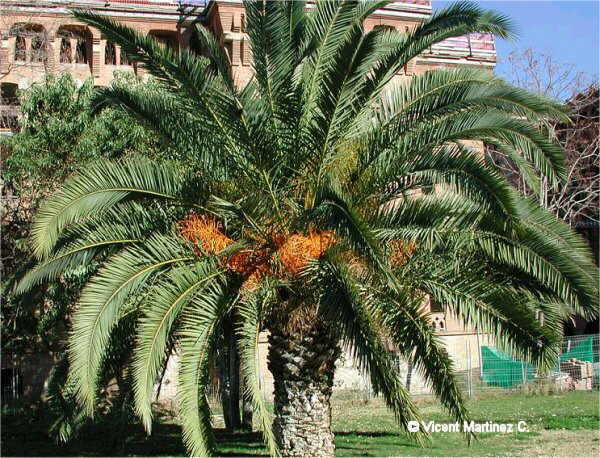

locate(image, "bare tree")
[[488, 49, 599, 229], [502, 48, 595, 100]]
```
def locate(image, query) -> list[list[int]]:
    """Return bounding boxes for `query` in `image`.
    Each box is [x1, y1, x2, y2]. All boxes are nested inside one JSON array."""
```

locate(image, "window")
[[60, 38, 72, 63], [403, 28, 410, 74], [224, 42, 233, 64], [150, 31, 177, 51], [421, 183, 434, 194], [188, 31, 205, 57], [373, 24, 395, 32], [11, 24, 47, 64], [58, 27, 91, 65], [75, 39, 88, 64], [1, 83, 19, 103], [31, 34, 46, 63], [105, 41, 116, 65], [119, 47, 130, 66], [14, 36, 26, 62], [430, 298, 444, 313], [1, 368, 23, 401]]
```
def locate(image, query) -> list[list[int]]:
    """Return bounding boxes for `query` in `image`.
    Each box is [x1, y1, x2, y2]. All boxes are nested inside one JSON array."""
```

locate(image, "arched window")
[[75, 38, 88, 64], [57, 26, 91, 65], [119, 47, 130, 66], [14, 36, 26, 62], [105, 41, 116, 65], [31, 34, 46, 63], [60, 37, 72, 63], [10, 24, 47, 64]]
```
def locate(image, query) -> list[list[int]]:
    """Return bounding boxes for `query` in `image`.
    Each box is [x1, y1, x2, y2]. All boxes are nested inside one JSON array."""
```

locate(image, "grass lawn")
[[2, 391, 598, 456]]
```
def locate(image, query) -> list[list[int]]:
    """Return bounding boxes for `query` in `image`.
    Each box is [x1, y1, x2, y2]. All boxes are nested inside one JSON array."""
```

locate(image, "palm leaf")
[[237, 281, 279, 456], [178, 279, 238, 457], [31, 158, 192, 260], [133, 260, 224, 432], [69, 235, 192, 413], [309, 257, 429, 444]]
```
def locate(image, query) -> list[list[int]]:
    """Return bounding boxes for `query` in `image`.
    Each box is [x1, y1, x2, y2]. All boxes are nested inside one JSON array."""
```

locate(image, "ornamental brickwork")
[[1, 1, 495, 91]]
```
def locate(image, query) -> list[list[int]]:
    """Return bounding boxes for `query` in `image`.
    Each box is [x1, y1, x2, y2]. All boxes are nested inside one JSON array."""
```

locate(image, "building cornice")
[[1, 4, 190, 22], [1, 0, 206, 21], [418, 56, 496, 68]]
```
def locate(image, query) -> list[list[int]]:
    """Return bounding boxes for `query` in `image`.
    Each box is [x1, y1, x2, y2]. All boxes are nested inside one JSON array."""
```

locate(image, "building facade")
[[1, 1, 496, 127], [1, 0, 498, 401]]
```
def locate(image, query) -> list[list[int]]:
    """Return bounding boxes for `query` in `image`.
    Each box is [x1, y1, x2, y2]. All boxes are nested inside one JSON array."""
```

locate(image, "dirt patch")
[[515, 430, 600, 457]]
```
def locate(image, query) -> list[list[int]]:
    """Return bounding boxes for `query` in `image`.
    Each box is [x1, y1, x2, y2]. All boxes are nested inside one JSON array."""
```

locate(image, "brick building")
[[0, 0, 498, 401], [1, 1, 496, 126]]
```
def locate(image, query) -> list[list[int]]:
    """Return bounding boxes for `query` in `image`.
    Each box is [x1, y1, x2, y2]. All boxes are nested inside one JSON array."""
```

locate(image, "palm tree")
[[18, 1, 598, 456]]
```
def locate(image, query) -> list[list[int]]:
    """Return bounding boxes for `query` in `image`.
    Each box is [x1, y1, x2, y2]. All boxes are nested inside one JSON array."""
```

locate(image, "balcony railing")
[[388, 0, 431, 7], [1, 0, 208, 8], [0, 104, 21, 133], [60, 0, 207, 6], [430, 32, 496, 59]]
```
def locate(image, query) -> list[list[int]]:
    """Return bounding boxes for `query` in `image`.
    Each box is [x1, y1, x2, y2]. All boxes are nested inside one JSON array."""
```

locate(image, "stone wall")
[[151, 328, 496, 407]]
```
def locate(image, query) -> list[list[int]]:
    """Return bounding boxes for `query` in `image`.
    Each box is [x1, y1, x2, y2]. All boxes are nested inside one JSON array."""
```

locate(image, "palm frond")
[[193, 23, 235, 91], [374, 192, 599, 319], [362, 112, 565, 198], [73, 10, 256, 175], [15, 202, 159, 295], [308, 257, 428, 444], [178, 279, 238, 457], [413, 258, 561, 369], [237, 280, 279, 456], [351, 0, 516, 124], [69, 235, 192, 414], [313, 179, 387, 272], [133, 260, 224, 433], [31, 158, 193, 260], [46, 354, 88, 443], [73, 10, 213, 97], [374, 285, 472, 434]]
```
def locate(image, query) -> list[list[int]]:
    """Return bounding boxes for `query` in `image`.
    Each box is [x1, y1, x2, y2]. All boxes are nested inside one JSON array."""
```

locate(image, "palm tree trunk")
[[219, 319, 241, 430], [405, 355, 414, 392], [267, 325, 340, 457], [241, 390, 253, 431]]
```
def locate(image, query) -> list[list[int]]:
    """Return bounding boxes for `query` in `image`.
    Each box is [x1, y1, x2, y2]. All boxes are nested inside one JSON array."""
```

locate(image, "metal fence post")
[[467, 341, 473, 398], [476, 328, 483, 378]]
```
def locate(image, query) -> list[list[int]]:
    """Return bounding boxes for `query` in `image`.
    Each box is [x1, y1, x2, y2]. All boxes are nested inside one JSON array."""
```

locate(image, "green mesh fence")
[[559, 336, 594, 363], [481, 346, 535, 388], [481, 335, 598, 389]]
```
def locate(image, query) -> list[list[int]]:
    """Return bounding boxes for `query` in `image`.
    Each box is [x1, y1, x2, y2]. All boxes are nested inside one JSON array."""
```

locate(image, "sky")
[[434, 1, 600, 88]]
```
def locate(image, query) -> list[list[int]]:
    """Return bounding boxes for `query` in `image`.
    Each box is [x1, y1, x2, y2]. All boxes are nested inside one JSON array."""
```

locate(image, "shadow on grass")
[[1, 414, 273, 457], [2, 409, 426, 458], [214, 430, 268, 457]]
